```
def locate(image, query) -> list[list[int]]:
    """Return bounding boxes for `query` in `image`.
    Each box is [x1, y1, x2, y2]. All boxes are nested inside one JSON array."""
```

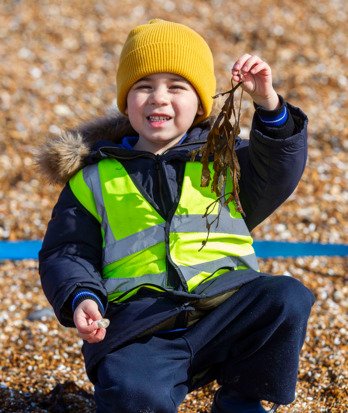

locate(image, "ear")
[[197, 103, 204, 116]]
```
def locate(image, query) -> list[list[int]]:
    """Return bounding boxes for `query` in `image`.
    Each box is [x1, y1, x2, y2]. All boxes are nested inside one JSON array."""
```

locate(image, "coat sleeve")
[[38, 184, 108, 327], [237, 102, 308, 231]]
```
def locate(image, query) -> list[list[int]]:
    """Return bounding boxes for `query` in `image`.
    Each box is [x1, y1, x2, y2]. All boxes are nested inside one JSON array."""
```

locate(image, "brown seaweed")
[[191, 80, 245, 249]]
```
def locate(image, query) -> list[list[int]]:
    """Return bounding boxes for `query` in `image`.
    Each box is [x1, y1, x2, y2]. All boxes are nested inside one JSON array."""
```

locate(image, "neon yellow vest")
[[69, 158, 258, 302]]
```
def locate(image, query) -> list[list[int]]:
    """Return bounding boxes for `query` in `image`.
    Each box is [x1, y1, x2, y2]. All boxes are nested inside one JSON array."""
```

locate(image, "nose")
[[149, 87, 169, 106]]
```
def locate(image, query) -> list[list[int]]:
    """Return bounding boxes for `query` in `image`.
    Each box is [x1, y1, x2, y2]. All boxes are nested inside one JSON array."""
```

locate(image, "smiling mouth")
[[147, 115, 171, 122]]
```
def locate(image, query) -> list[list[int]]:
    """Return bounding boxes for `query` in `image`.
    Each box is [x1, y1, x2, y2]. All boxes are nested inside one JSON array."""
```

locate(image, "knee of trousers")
[[95, 378, 176, 413], [268, 276, 315, 324]]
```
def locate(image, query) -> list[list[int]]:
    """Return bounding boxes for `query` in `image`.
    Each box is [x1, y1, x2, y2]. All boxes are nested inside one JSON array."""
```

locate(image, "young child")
[[39, 19, 314, 413]]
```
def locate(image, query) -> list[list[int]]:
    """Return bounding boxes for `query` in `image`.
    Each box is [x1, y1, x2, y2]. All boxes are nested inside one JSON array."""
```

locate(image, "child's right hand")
[[73, 299, 107, 343]]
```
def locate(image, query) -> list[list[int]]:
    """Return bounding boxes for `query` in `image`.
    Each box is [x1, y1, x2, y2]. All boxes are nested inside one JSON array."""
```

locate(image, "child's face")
[[126, 73, 203, 154]]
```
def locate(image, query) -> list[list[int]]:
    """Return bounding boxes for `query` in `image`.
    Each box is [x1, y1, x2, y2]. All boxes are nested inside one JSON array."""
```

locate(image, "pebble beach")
[[0, 0, 347, 411]]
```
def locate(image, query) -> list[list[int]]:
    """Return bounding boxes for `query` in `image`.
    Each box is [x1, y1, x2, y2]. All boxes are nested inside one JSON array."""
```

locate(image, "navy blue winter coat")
[[39, 99, 308, 378]]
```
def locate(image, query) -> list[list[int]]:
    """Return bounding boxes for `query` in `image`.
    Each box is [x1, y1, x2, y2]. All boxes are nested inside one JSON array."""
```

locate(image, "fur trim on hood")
[[37, 102, 219, 185], [36, 113, 137, 185]]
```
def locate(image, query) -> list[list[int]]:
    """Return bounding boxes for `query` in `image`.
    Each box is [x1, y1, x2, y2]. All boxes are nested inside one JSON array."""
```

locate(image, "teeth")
[[148, 116, 170, 121]]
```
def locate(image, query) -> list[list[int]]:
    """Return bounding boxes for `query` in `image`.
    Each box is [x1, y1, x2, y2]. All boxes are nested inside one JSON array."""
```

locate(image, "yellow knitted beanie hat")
[[116, 19, 216, 124]]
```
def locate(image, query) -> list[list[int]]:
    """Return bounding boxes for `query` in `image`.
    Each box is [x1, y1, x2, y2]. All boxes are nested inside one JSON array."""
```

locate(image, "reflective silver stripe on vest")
[[238, 253, 259, 271], [171, 213, 249, 235], [103, 223, 166, 264], [178, 254, 259, 282], [83, 165, 116, 247], [103, 271, 168, 294]]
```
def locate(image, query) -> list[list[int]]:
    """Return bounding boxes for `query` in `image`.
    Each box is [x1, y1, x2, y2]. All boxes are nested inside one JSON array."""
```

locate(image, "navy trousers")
[[94, 275, 314, 413]]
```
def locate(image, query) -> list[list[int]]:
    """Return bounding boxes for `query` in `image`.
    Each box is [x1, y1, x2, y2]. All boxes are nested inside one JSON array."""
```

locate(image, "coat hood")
[[36, 111, 212, 185], [36, 113, 138, 185]]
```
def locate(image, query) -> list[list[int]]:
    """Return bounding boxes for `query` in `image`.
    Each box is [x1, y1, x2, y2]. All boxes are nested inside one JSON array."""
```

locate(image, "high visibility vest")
[[69, 158, 258, 302]]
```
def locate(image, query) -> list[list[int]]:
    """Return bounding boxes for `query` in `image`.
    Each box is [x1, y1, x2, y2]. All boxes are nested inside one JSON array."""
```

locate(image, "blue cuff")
[[258, 105, 288, 127], [71, 291, 105, 314]]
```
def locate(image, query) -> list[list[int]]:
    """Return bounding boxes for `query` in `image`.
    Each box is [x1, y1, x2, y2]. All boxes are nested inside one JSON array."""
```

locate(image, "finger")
[[232, 70, 254, 85], [240, 55, 263, 74], [85, 330, 106, 343], [231, 71, 243, 83], [249, 61, 271, 75], [77, 320, 99, 335], [74, 313, 92, 332], [77, 318, 108, 337], [232, 54, 252, 72], [75, 308, 103, 331], [85, 306, 103, 322], [94, 328, 107, 341], [78, 327, 106, 343]]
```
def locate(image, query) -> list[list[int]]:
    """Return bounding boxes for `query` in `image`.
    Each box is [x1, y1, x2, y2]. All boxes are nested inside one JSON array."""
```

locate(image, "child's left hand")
[[231, 54, 280, 110]]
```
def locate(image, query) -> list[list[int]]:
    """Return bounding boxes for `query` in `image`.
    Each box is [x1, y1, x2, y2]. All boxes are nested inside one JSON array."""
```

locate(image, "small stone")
[[54, 104, 73, 117], [27, 307, 55, 321], [96, 318, 110, 329]]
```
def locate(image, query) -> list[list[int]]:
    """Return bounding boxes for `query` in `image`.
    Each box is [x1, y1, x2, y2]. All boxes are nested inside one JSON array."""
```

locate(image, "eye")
[[170, 83, 188, 91], [132, 82, 152, 90], [135, 84, 151, 90]]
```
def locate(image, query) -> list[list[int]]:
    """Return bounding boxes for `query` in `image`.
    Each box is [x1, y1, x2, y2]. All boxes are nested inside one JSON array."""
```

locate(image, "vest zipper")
[[163, 219, 189, 293], [155, 155, 167, 216], [163, 162, 189, 293], [154, 156, 188, 292]]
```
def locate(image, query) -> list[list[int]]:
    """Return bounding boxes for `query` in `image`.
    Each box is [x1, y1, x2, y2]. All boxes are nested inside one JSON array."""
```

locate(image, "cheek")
[[178, 99, 201, 120], [126, 95, 142, 119], [186, 95, 202, 116], [127, 94, 145, 110], [125, 94, 135, 113]]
